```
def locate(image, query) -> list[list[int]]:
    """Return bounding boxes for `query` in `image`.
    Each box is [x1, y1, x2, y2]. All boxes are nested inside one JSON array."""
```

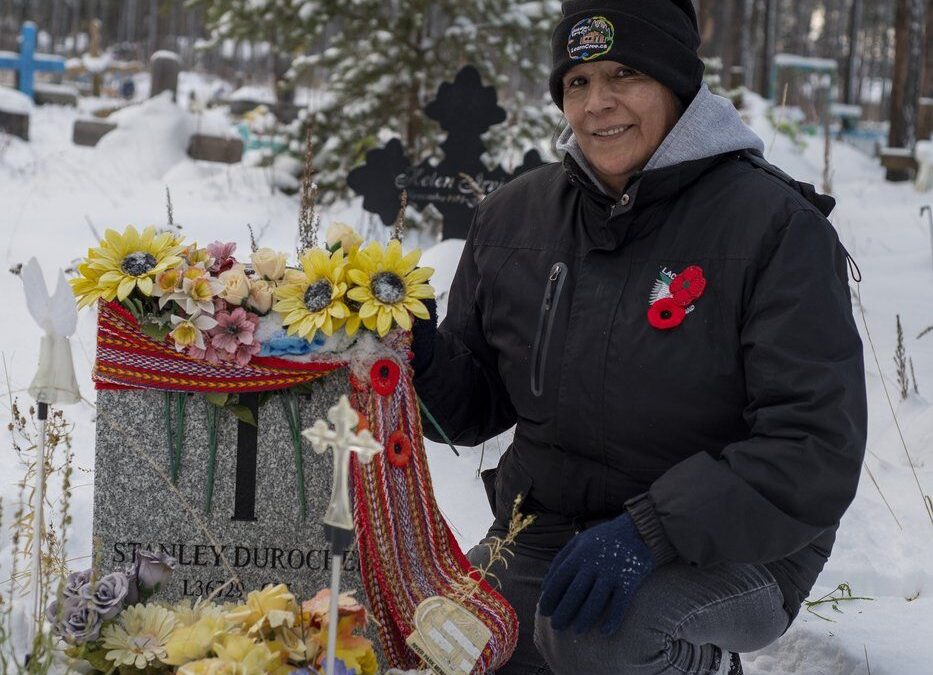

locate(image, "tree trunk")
[[923, 0, 933, 98], [888, 0, 925, 180], [147, 0, 158, 57], [760, 0, 778, 97], [698, 0, 716, 56], [844, 0, 864, 105]]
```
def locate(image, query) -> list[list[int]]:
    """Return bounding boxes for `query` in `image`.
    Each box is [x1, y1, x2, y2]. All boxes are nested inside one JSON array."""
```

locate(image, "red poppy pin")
[[647, 265, 706, 330], [385, 430, 412, 468], [370, 359, 401, 396]]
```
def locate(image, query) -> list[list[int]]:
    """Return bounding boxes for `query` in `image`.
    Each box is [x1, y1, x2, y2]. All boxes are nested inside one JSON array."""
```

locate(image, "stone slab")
[[73, 118, 116, 146], [34, 83, 78, 106], [187, 133, 244, 163], [0, 108, 28, 140], [91, 373, 366, 605]]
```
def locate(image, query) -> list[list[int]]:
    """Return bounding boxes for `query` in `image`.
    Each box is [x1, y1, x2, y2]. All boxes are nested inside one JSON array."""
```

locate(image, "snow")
[[150, 50, 181, 63], [2, 86, 933, 674], [0, 85, 32, 114]]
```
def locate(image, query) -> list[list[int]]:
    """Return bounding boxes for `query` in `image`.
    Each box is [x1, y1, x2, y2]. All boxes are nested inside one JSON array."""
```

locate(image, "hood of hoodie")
[[556, 84, 765, 195]]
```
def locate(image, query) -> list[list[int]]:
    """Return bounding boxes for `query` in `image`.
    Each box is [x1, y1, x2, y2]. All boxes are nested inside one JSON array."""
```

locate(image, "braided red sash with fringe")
[[352, 375, 519, 674], [91, 299, 519, 672]]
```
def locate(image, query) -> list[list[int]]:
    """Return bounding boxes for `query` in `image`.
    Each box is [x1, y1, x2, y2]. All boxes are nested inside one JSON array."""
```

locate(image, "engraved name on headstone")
[[91, 372, 367, 604]]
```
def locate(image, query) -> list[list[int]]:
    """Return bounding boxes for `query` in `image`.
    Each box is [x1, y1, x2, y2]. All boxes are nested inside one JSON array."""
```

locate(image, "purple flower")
[[63, 569, 92, 598], [79, 571, 129, 620], [50, 595, 101, 644], [134, 550, 177, 593]]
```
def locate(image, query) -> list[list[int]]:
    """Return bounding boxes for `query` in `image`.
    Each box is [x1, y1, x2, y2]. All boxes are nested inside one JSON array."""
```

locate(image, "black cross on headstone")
[[232, 393, 260, 521], [347, 66, 545, 240]]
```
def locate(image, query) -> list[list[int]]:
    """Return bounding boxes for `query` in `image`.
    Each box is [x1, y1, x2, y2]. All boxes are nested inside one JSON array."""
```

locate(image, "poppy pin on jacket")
[[647, 265, 706, 330]]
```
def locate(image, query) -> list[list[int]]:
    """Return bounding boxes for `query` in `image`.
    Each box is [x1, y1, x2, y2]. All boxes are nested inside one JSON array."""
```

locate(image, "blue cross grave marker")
[[0, 22, 65, 99]]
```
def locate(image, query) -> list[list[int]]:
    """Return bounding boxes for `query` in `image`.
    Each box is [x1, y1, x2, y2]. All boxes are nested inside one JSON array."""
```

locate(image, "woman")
[[412, 1, 867, 674]]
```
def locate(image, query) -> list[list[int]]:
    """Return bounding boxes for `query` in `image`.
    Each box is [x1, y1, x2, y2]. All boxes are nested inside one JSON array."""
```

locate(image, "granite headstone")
[[91, 371, 368, 605]]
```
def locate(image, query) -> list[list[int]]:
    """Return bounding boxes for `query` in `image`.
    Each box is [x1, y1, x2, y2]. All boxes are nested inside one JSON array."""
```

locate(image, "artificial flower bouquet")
[[69, 222, 434, 366], [47, 551, 378, 675]]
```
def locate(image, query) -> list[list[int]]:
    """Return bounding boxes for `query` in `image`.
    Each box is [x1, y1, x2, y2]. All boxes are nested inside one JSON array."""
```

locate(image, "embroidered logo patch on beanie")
[[567, 15, 615, 61]]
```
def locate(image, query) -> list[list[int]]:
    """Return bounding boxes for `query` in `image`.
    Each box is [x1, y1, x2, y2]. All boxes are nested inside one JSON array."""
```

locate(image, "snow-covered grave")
[[2, 83, 933, 673]]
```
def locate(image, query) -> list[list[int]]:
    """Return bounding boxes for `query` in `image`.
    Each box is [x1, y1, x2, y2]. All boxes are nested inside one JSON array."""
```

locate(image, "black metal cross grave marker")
[[347, 66, 545, 240]]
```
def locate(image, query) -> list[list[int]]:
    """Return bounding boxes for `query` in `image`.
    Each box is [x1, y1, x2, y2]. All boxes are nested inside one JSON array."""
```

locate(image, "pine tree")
[[289, 0, 562, 211], [192, 0, 333, 103]]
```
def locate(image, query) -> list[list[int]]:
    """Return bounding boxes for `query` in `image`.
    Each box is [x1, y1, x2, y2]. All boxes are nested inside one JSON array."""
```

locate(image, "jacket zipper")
[[531, 262, 568, 397]]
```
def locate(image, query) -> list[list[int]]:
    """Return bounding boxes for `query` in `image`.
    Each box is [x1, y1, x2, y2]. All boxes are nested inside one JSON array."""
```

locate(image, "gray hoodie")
[[555, 84, 765, 195]]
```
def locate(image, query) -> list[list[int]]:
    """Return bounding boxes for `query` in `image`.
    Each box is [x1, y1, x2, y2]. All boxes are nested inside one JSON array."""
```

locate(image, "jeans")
[[468, 533, 790, 675]]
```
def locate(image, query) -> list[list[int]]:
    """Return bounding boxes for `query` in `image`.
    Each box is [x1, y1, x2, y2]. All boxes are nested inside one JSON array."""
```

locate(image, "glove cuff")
[[625, 493, 678, 566]]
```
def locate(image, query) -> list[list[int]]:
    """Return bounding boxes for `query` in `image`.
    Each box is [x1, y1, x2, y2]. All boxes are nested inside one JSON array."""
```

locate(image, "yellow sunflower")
[[71, 225, 184, 305], [346, 240, 434, 337], [273, 248, 350, 340]]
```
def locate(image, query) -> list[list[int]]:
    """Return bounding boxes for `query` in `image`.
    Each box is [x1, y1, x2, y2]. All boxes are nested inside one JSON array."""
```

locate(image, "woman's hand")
[[538, 512, 655, 635]]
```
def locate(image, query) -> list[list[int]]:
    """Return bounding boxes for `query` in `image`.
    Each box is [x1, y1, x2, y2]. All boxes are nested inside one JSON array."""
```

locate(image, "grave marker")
[[0, 22, 65, 99], [347, 66, 544, 240], [150, 50, 180, 101], [0, 86, 31, 140]]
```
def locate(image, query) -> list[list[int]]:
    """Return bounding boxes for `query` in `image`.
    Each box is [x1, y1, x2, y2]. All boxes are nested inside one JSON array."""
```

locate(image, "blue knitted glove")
[[538, 512, 655, 635]]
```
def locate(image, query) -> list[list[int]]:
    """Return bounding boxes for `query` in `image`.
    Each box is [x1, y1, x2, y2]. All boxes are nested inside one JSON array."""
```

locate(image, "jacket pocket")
[[530, 262, 568, 397]]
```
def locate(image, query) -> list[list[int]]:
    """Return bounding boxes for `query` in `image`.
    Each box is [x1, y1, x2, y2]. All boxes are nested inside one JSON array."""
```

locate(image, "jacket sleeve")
[[413, 215, 517, 448], [628, 208, 867, 567]]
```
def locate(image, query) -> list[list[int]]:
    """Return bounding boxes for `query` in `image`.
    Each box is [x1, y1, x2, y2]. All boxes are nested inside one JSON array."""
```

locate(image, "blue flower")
[[259, 330, 326, 356]]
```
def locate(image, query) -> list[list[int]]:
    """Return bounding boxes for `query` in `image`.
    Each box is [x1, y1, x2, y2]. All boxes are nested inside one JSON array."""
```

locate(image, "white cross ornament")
[[303, 395, 383, 530]]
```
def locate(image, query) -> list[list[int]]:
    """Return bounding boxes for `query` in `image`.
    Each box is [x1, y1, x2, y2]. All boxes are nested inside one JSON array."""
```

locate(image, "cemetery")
[[0, 2, 933, 675]]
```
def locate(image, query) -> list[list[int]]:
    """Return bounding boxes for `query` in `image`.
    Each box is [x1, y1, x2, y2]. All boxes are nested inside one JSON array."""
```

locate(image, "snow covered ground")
[[1, 82, 932, 674]]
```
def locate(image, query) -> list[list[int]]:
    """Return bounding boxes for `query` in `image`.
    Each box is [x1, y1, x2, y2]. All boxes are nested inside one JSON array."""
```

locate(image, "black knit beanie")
[[549, 0, 705, 110]]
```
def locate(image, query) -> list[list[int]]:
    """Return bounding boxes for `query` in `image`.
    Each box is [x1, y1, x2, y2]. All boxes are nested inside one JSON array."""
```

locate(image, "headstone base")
[[188, 133, 244, 163], [0, 109, 28, 140], [73, 119, 117, 146]]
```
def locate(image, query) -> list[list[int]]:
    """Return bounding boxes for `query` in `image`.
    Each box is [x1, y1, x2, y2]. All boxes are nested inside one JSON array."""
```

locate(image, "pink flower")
[[232, 340, 261, 367], [207, 241, 238, 274], [186, 342, 223, 364], [211, 307, 261, 362]]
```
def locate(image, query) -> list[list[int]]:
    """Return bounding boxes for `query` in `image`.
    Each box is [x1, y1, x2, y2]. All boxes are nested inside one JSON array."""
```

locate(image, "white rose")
[[218, 265, 250, 305], [251, 248, 288, 281], [247, 279, 275, 314], [325, 222, 363, 252]]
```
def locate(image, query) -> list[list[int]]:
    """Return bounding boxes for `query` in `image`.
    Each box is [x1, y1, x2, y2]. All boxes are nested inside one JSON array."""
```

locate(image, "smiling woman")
[[560, 61, 682, 196], [409, 1, 867, 674]]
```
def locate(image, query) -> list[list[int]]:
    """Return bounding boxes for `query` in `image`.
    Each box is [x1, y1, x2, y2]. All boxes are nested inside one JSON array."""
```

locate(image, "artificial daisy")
[[73, 225, 184, 304], [273, 248, 350, 341], [346, 240, 434, 337], [101, 603, 177, 669]]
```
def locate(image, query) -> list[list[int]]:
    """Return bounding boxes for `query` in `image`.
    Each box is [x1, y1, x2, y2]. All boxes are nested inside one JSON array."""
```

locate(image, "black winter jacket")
[[414, 148, 867, 624]]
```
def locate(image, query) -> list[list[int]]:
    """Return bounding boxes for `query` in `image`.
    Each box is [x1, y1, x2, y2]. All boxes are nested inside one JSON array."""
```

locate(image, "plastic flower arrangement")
[[46, 553, 378, 675], [69, 223, 435, 363]]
